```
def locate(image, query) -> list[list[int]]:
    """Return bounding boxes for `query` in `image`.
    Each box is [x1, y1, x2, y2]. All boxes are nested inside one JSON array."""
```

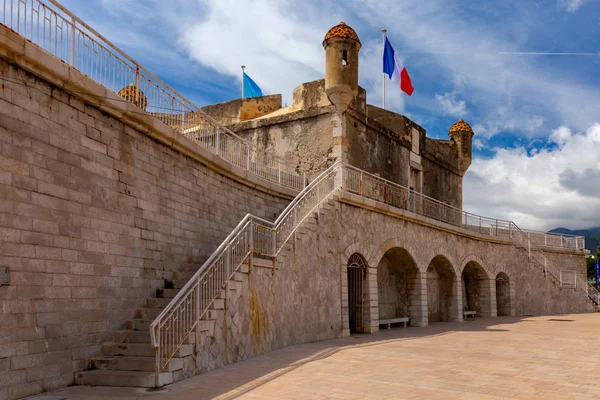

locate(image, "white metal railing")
[[0, 0, 305, 190], [341, 165, 584, 249], [149, 163, 341, 385], [149, 162, 593, 384]]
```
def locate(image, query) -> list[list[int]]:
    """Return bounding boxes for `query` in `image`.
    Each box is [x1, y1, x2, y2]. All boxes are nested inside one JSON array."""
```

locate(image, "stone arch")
[[460, 255, 496, 318], [368, 238, 421, 271], [421, 246, 460, 275], [426, 254, 461, 323], [341, 242, 377, 336], [458, 254, 493, 277], [375, 245, 426, 328], [495, 271, 515, 316]]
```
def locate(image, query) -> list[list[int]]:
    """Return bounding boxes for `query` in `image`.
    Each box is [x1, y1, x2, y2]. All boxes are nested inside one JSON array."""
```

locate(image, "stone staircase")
[[75, 264, 251, 387], [75, 201, 329, 388]]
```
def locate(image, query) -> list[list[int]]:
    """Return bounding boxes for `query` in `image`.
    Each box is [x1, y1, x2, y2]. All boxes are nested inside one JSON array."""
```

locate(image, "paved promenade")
[[31, 314, 600, 400]]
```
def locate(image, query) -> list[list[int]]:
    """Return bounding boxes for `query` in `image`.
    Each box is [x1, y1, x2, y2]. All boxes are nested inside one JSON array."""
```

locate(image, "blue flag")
[[243, 72, 263, 98]]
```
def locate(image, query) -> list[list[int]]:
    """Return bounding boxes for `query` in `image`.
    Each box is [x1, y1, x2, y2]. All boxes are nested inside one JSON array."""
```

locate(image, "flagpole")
[[381, 29, 386, 109], [241, 65, 246, 99]]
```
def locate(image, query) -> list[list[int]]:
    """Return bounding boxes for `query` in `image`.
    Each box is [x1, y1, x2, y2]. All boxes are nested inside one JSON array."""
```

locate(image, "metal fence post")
[[359, 171, 363, 195], [70, 17, 76, 66], [278, 162, 281, 184], [246, 145, 251, 171], [135, 66, 140, 107], [215, 126, 220, 155]]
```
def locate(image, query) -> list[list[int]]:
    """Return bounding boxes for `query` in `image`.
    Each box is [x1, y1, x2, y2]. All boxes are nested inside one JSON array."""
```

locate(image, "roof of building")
[[449, 118, 473, 134], [323, 22, 361, 48]]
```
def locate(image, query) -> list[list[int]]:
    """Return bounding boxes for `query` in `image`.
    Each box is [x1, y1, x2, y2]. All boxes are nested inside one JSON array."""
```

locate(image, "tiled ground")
[[30, 314, 600, 400]]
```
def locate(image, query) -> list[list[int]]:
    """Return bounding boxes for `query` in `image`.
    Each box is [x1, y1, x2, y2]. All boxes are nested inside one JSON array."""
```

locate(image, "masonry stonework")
[[0, 58, 291, 399], [0, 17, 595, 400]]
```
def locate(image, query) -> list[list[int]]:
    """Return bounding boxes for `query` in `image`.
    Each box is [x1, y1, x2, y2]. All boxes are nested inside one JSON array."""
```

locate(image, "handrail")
[[341, 165, 585, 250], [1, 0, 305, 190], [149, 162, 592, 385], [149, 162, 341, 385]]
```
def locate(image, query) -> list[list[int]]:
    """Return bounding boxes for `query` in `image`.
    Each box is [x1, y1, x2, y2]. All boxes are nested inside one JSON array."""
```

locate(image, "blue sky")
[[61, 0, 600, 230]]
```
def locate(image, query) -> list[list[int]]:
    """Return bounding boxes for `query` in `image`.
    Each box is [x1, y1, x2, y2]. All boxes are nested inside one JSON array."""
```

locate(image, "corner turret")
[[448, 119, 474, 176], [322, 22, 361, 113]]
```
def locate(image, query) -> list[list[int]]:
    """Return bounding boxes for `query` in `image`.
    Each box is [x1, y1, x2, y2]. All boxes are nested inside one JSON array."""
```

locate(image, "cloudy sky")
[[61, 0, 600, 231]]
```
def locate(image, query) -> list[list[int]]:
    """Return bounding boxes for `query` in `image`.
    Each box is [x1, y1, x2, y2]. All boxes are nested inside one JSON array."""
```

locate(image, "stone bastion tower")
[[200, 22, 475, 209], [322, 22, 361, 113]]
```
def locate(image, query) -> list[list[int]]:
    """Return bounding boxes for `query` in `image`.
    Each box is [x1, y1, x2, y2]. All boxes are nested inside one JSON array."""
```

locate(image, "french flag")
[[383, 37, 414, 96]]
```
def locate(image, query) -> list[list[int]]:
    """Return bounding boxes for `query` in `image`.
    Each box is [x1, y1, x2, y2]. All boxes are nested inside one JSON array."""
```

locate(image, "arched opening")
[[462, 261, 492, 318], [427, 255, 457, 323], [377, 247, 422, 328], [496, 273, 511, 316], [347, 253, 367, 333]]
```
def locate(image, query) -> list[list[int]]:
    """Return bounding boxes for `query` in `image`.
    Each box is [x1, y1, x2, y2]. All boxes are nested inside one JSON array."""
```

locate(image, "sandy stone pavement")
[[30, 314, 600, 400]]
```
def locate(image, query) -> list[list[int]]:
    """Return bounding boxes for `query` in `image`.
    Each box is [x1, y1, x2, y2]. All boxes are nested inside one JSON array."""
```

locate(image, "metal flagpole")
[[382, 29, 386, 109], [241, 65, 246, 99]]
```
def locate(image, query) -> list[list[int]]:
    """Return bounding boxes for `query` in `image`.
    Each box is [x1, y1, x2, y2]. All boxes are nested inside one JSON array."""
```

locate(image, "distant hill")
[[549, 227, 600, 254]]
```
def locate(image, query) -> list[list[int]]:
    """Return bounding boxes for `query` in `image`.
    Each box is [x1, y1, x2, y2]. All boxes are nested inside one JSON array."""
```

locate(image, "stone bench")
[[379, 317, 409, 329], [463, 311, 476, 320]]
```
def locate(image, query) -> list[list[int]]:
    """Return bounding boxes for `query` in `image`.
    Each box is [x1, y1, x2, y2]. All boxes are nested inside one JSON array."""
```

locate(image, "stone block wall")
[[0, 58, 291, 399]]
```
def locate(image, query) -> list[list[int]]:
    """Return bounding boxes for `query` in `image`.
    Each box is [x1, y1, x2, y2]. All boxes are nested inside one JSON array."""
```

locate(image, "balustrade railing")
[[1, 0, 305, 190], [341, 165, 582, 249], [149, 163, 341, 385], [3, 0, 595, 388]]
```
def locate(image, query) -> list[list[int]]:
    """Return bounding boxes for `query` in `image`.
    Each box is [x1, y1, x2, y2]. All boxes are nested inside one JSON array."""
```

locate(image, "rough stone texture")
[[229, 79, 466, 208], [200, 95, 282, 125], [0, 59, 290, 399], [165, 194, 594, 382], [0, 20, 595, 399]]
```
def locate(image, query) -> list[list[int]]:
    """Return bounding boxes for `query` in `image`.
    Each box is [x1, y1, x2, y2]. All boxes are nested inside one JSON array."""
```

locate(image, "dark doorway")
[[347, 254, 366, 333]]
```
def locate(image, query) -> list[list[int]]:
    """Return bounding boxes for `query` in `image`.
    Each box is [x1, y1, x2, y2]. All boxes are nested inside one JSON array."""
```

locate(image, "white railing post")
[[215, 126, 220, 154], [359, 171, 363, 195], [246, 145, 251, 171], [135, 66, 140, 108], [69, 17, 75, 66], [278, 162, 281, 184]]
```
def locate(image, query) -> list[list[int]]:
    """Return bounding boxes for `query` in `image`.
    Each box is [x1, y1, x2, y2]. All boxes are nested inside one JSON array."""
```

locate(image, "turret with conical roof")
[[448, 118, 474, 176], [322, 22, 361, 113]]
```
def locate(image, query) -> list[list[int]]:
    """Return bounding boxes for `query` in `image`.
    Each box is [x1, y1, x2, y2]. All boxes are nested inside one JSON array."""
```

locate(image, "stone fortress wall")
[[0, 17, 594, 400], [0, 52, 296, 398]]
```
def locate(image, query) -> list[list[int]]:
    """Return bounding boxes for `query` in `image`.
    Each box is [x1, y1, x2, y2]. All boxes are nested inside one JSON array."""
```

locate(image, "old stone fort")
[[0, 2, 597, 399]]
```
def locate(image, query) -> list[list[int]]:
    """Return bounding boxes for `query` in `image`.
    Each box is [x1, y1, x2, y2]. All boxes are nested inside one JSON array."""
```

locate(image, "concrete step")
[[90, 356, 183, 373], [135, 308, 161, 319], [102, 342, 194, 358], [201, 309, 219, 321], [113, 330, 151, 344], [75, 370, 173, 388], [156, 288, 179, 299], [124, 318, 151, 331], [249, 257, 274, 269], [147, 297, 172, 309]]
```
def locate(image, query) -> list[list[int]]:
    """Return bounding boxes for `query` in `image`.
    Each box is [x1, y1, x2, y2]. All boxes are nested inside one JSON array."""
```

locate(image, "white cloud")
[[558, 0, 590, 12], [178, 0, 331, 104], [347, 0, 600, 134], [464, 123, 600, 230], [472, 115, 544, 138], [473, 138, 485, 150], [435, 92, 468, 117]]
